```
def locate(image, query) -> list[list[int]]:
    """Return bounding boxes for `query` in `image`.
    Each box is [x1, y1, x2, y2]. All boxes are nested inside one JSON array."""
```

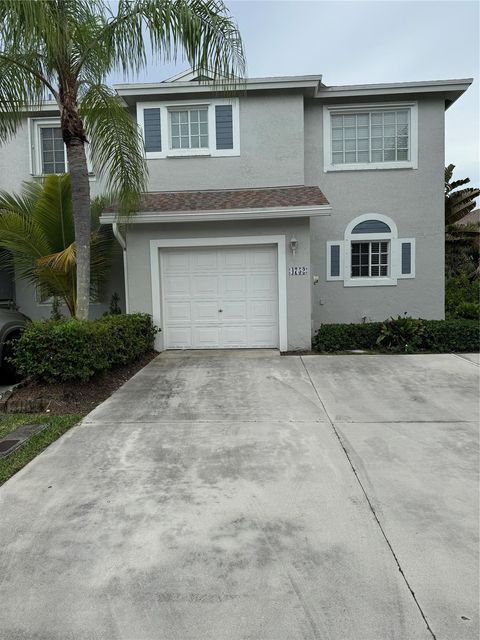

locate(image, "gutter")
[[112, 223, 129, 314]]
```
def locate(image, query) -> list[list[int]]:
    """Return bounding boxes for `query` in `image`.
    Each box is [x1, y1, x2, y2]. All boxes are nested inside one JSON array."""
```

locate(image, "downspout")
[[112, 223, 129, 314]]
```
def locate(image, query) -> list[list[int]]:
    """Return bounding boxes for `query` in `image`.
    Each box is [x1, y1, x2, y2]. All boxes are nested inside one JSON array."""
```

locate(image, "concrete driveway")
[[0, 351, 478, 640]]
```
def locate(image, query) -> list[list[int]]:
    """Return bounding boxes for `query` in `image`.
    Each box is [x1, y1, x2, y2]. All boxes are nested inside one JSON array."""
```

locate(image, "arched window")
[[326, 214, 415, 286]]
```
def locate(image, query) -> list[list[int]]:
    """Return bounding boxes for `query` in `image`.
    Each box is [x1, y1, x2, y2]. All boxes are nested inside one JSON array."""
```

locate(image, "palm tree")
[[0, 174, 113, 317], [444, 164, 479, 276], [445, 164, 479, 225], [0, 0, 245, 320]]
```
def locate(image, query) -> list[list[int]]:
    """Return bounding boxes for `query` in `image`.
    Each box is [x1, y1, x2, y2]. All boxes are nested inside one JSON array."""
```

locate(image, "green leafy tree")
[[0, 174, 113, 316], [0, 0, 245, 319], [444, 164, 479, 277]]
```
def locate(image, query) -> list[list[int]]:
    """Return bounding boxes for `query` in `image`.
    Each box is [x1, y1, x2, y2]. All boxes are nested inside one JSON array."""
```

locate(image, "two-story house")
[[0, 70, 472, 351]]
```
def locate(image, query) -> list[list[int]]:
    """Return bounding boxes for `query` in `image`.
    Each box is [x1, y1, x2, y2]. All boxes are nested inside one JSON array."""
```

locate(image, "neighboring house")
[[0, 71, 472, 350]]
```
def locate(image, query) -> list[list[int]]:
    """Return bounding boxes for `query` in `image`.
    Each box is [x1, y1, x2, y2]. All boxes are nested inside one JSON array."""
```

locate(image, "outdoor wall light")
[[289, 236, 298, 256]]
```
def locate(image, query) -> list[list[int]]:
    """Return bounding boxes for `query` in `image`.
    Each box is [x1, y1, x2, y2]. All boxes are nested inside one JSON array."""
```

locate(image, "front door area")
[[161, 245, 279, 349]]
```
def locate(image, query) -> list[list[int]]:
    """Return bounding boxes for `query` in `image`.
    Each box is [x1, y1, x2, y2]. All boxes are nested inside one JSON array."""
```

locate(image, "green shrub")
[[445, 274, 480, 319], [312, 322, 382, 352], [313, 318, 479, 353], [453, 302, 480, 321], [14, 313, 157, 382], [377, 315, 425, 352]]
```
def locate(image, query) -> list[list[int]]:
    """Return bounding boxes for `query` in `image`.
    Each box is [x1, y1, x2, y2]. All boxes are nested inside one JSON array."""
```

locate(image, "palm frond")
[[80, 83, 147, 211], [33, 174, 75, 251]]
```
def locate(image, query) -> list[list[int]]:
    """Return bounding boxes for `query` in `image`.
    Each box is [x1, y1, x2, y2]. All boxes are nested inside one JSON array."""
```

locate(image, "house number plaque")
[[289, 266, 308, 276]]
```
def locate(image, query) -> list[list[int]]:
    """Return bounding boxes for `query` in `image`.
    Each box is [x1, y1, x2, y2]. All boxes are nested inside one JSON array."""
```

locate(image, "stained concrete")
[[0, 351, 478, 639]]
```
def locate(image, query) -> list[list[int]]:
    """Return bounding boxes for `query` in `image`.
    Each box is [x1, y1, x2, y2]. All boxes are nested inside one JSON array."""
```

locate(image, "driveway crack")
[[300, 356, 438, 640]]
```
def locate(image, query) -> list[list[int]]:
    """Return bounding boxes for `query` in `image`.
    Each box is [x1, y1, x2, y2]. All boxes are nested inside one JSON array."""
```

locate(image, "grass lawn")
[[0, 413, 80, 486]]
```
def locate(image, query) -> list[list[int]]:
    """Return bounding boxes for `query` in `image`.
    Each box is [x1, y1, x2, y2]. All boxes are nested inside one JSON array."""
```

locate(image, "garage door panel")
[[250, 325, 278, 347], [222, 325, 248, 347], [192, 250, 218, 269], [165, 302, 191, 322], [164, 275, 190, 297], [162, 245, 278, 349], [249, 273, 277, 297], [222, 274, 247, 297], [164, 252, 190, 272], [194, 326, 222, 347], [167, 327, 192, 348], [222, 301, 247, 321], [250, 300, 277, 321], [250, 248, 277, 269], [192, 301, 220, 322], [221, 248, 248, 269], [191, 275, 219, 297]]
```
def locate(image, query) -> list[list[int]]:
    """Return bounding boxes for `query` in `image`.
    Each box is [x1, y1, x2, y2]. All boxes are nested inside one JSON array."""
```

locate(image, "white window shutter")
[[326, 241, 344, 281]]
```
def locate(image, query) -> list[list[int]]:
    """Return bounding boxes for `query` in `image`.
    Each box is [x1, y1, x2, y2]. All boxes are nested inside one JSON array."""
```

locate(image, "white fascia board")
[[100, 204, 332, 225], [317, 79, 473, 100], [114, 76, 322, 97]]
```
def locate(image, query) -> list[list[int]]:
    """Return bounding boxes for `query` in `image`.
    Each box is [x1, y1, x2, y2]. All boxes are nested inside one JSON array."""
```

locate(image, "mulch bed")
[[4, 351, 158, 416]]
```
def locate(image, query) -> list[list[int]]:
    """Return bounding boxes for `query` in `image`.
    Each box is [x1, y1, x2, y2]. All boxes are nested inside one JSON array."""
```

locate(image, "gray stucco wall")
[[305, 96, 446, 327], [144, 95, 305, 191], [124, 218, 312, 350]]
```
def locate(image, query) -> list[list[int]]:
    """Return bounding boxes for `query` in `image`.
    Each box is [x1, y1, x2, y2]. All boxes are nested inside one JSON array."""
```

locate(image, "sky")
[[113, 0, 480, 188]]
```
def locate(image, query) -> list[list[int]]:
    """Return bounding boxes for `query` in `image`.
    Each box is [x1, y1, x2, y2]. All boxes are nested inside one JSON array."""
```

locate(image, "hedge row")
[[14, 314, 157, 382], [313, 319, 480, 353]]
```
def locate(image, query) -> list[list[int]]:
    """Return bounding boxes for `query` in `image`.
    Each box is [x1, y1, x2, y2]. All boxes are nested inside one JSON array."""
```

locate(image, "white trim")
[[100, 204, 331, 225], [326, 241, 344, 281], [323, 102, 418, 172], [137, 97, 240, 159], [112, 224, 130, 313], [149, 235, 287, 352], [397, 238, 416, 279]]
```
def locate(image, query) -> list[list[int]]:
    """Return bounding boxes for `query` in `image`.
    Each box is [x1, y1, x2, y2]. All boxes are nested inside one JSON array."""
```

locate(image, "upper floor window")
[[137, 98, 240, 159], [40, 126, 66, 174], [28, 118, 93, 177], [170, 107, 209, 149], [323, 102, 418, 172]]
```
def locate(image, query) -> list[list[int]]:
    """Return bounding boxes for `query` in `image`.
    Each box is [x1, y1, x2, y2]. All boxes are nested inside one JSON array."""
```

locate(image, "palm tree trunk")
[[66, 139, 91, 320]]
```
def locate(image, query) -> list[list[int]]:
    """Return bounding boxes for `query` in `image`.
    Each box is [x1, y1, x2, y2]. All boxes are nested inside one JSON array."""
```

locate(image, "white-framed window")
[[170, 106, 209, 150], [326, 214, 415, 287], [28, 117, 94, 177], [323, 102, 418, 172], [137, 98, 240, 159], [351, 240, 389, 278]]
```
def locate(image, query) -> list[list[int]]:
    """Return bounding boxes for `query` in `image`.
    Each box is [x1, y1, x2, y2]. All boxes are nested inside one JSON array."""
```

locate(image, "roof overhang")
[[100, 204, 332, 225], [114, 75, 324, 104], [316, 78, 473, 109]]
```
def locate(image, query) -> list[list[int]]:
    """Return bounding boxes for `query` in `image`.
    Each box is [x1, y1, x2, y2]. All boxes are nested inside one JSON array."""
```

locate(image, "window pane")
[[357, 114, 369, 126], [371, 265, 379, 276], [384, 150, 395, 161], [179, 111, 188, 124], [371, 113, 383, 124], [380, 265, 388, 276], [345, 152, 356, 163], [397, 136, 408, 148], [331, 115, 343, 127], [384, 112, 395, 124], [171, 112, 179, 124], [332, 140, 343, 152], [344, 127, 356, 139], [371, 137, 383, 150], [372, 150, 383, 162], [332, 128, 344, 140], [345, 139, 356, 151], [344, 115, 356, 127], [332, 152, 344, 164], [384, 124, 395, 137], [358, 139, 368, 151], [172, 138, 180, 149], [358, 151, 369, 162], [384, 137, 395, 150], [397, 110, 408, 123], [200, 135, 209, 147], [397, 149, 408, 160]]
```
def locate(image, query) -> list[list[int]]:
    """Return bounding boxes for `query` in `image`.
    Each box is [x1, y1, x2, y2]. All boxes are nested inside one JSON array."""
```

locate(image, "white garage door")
[[161, 245, 279, 349]]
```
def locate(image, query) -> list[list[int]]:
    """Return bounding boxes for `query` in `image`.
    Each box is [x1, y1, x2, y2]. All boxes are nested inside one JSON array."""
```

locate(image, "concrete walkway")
[[0, 351, 478, 640]]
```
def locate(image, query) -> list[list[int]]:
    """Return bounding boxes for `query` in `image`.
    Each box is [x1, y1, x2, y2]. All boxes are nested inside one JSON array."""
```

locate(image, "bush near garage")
[[313, 318, 479, 353], [13, 314, 157, 382]]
